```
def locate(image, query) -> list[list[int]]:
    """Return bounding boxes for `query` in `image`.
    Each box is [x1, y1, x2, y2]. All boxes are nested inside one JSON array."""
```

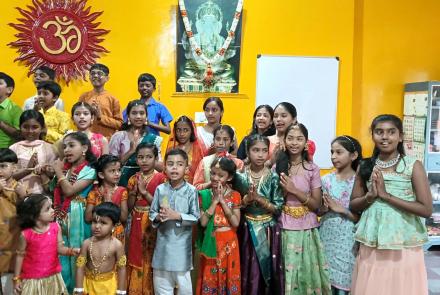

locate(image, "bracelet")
[[67, 247, 76, 256], [116, 291, 127, 295], [344, 208, 351, 216], [204, 211, 213, 218], [73, 288, 84, 294], [365, 194, 374, 204], [12, 276, 21, 282], [301, 193, 310, 206], [57, 176, 67, 185], [42, 179, 50, 186]]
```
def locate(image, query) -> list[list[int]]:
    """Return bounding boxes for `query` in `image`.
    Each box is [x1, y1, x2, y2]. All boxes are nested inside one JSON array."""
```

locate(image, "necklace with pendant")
[[89, 237, 112, 277], [375, 154, 400, 169]]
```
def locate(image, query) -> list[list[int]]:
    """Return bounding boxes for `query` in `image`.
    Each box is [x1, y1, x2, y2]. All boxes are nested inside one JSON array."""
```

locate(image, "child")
[[75, 202, 127, 295], [166, 115, 205, 184], [71, 102, 108, 157], [268, 102, 316, 165], [197, 97, 223, 153], [56, 102, 109, 158], [233, 134, 284, 295], [109, 100, 163, 186], [79, 63, 123, 139], [13, 194, 79, 294], [0, 148, 26, 294], [237, 105, 276, 160], [196, 157, 241, 295], [86, 155, 128, 243], [0, 72, 22, 148], [122, 73, 173, 135], [319, 135, 362, 295], [193, 125, 244, 190], [350, 114, 432, 295], [276, 124, 331, 294], [23, 66, 64, 111], [126, 143, 166, 294], [10, 110, 57, 194], [149, 148, 200, 295], [51, 132, 97, 293], [34, 81, 71, 143]]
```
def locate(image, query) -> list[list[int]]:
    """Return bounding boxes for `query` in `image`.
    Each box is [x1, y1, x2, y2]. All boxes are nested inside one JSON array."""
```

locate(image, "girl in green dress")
[[350, 114, 432, 295]]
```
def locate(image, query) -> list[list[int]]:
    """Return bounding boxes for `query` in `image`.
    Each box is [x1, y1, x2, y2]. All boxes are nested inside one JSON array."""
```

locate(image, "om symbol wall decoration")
[[8, 0, 110, 84]]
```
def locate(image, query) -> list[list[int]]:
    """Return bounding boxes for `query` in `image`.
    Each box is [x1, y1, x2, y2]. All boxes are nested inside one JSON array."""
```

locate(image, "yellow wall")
[[0, 0, 354, 147], [352, 0, 440, 155], [2, 0, 440, 159]]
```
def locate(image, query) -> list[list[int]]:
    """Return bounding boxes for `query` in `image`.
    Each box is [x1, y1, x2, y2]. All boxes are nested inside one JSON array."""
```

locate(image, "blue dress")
[[319, 172, 356, 292]]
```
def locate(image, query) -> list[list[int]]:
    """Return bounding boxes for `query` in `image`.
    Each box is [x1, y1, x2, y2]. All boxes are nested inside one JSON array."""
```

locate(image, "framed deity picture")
[[176, 0, 243, 93]]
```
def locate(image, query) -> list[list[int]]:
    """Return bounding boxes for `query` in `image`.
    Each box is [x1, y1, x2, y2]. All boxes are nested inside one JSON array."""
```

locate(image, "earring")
[[128, 120, 131, 125], [112, 228, 115, 234], [82, 151, 86, 156]]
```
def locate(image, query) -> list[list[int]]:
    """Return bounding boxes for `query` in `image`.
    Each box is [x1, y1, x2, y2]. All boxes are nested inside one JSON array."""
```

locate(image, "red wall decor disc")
[[8, 0, 110, 84]]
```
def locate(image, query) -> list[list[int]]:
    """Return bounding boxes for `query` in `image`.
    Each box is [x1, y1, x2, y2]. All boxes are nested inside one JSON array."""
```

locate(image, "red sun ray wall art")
[[8, 0, 110, 84]]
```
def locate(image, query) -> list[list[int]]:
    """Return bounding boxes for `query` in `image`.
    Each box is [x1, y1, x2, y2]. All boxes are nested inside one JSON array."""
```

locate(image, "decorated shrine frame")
[[176, 0, 243, 93]]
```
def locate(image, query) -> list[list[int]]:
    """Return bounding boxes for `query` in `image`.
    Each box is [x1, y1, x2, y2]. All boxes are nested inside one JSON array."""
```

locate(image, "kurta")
[[79, 90, 123, 139], [40, 106, 71, 143], [149, 181, 200, 271]]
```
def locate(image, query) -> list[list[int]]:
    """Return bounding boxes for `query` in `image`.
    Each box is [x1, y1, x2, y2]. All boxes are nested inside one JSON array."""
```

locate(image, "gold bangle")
[[301, 194, 310, 206], [57, 176, 67, 185], [12, 276, 21, 282], [365, 195, 374, 204]]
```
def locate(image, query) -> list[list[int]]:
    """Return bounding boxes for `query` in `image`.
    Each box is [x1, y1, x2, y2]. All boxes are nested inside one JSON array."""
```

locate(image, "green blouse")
[[354, 156, 428, 249]]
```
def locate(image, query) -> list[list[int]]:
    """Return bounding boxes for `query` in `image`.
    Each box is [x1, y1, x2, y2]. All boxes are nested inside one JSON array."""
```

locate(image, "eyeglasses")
[[89, 71, 107, 78]]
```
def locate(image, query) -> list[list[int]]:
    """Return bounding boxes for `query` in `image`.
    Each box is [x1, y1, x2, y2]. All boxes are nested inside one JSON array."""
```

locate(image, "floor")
[[426, 248, 440, 294]]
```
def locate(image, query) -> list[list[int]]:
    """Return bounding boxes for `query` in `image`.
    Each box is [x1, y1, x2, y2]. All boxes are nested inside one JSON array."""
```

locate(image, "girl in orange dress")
[[85, 154, 128, 243], [126, 143, 166, 295], [193, 125, 244, 190], [196, 157, 241, 295], [166, 115, 205, 184]]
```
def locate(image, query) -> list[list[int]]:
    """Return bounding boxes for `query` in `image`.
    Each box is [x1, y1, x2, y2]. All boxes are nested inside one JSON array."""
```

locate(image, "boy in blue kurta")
[[149, 148, 200, 295]]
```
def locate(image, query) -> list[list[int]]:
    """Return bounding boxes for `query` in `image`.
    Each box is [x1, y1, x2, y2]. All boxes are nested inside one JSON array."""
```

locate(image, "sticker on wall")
[[176, 0, 243, 93], [8, 0, 110, 84]]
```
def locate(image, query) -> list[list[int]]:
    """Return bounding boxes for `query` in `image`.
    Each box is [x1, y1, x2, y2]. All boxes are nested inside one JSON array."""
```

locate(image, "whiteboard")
[[256, 55, 339, 168]]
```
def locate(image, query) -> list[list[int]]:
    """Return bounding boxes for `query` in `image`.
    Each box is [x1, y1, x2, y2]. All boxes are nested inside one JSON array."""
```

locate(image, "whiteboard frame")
[[255, 54, 340, 169]]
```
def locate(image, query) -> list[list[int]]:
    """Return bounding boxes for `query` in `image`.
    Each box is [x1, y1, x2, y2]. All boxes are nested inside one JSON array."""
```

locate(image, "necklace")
[[289, 163, 302, 176], [89, 237, 112, 276], [375, 154, 400, 169], [99, 185, 118, 202], [247, 166, 267, 186], [32, 224, 49, 234], [141, 171, 155, 185]]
